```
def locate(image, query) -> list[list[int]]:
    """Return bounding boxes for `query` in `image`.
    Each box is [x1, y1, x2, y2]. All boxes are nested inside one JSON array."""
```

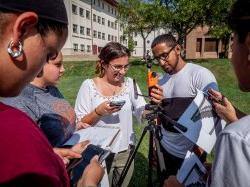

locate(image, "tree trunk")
[[143, 36, 147, 60], [178, 32, 187, 59]]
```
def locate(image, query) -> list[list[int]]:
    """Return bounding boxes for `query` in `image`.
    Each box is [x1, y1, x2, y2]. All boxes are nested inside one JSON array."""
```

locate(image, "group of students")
[[0, 0, 250, 187]]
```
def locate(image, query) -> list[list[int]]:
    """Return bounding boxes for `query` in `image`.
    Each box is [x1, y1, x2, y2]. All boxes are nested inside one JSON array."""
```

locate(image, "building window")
[[115, 36, 117, 42], [108, 5, 110, 12], [73, 43, 78, 51], [111, 35, 114, 41], [196, 38, 202, 52], [98, 0, 100, 7], [86, 10, 90, 19], [73, 24, 78, 33], [80, 44, 85, 52], [79, 8, 84, 17], [93, 14, 96, 22], [114, 22, 117, 30], [102, 2, 104, 9], [108, 34, 111, 41], [72, 4, 77, 14], [93, 0, 95, 5], [111, 8, 113, 14], [102, 33, 105, 40], [108, 20, 110, 27], [115, 10, 117, 16], [87, 28, 91, 36], [98, 32, 101, 39], [80, 26, 84, 35], [87, 45, 91, 52], [111, 22, 114, 29], [204, 38, 218, 52], [134, 41, 137, 46], [102, 18, 105, 25], [98, 16, 101, 24], [93, 30, 97, 38]]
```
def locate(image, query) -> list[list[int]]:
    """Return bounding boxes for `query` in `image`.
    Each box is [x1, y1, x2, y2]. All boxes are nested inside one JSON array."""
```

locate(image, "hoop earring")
[[7, 40, 23, 58]]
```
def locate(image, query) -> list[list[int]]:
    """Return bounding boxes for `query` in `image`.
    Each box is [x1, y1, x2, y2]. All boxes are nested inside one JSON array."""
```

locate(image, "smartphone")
[[66, 144, 110, 172], [206, 92, 223, 104], [99, 149, 111, 163], [82, 144, 110, 164], [109, 100, 126, 107], [66, 157, 83, 172]]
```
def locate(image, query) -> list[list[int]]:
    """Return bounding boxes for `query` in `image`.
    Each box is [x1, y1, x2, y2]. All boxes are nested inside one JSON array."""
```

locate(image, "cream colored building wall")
[[62, 0, 125, 55]]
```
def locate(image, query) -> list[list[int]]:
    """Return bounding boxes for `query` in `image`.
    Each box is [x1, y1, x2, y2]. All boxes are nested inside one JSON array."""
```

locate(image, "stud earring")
[[7, 40, 23, 58]]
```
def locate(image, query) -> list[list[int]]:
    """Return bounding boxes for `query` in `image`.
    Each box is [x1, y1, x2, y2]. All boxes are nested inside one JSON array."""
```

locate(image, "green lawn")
[[58, 59, 250, 186]]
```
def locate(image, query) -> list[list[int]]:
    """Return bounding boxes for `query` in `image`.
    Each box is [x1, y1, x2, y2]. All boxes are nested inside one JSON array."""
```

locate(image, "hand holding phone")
[[207, 91, 224, 105], [109, 100, 126, 107]]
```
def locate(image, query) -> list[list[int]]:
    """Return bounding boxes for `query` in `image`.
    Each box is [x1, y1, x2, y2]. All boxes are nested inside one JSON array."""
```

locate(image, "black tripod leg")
[[148, 130, 154, 187], [117, 125, 150, 186]]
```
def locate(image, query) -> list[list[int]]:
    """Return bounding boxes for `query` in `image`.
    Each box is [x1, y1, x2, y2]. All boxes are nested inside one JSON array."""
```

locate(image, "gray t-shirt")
[[2, 84, 76, 147], [210, 115, 250, 187], [159, 63, 218, 158]]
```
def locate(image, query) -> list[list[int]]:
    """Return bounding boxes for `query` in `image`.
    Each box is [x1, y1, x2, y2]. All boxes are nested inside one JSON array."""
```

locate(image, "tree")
[[118, 0, 170, 59], [207, 0, 234, 58], [161, 0, 233, 58]]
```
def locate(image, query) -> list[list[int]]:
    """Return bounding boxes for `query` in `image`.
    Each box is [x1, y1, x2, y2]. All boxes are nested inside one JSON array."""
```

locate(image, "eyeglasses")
[[109, 64, 130, 72], [153, 45, 176, 63]]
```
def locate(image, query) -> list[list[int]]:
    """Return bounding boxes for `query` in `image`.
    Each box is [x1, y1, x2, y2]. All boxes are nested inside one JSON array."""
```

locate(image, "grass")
[[58, 58, 250, 186]]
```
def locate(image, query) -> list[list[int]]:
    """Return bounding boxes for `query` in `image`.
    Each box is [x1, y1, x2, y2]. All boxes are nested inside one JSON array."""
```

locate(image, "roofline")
[[104, 0, 118, 7]]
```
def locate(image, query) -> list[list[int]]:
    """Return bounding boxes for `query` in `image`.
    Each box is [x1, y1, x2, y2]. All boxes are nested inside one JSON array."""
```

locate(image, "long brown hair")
[[95, 42, 130, 77]]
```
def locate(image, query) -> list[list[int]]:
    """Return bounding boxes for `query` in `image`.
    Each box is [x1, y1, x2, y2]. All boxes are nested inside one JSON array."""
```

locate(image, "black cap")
[[0, 0, 68, 24]]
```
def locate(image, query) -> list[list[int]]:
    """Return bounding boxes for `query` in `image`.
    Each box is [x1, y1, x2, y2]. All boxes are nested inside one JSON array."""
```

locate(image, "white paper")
[[177, 151, 207, 186], [176, 89, 226, 153], [64, 126, 120, 152]]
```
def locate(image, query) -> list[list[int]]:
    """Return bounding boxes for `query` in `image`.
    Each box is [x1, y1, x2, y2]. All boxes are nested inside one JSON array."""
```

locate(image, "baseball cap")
[[0, 0, 68, 24]]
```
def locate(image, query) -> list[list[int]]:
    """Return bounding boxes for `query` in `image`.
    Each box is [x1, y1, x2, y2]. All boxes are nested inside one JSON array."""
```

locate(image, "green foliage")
[[128, 35, 135, 52], [118, 0, 170, 58], [207, 0, 234, 57], [161, 0, 234, 57]]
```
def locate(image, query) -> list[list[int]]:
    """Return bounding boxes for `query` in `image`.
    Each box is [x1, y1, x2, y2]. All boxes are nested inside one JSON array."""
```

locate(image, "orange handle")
[[147, 71, 158, 88]]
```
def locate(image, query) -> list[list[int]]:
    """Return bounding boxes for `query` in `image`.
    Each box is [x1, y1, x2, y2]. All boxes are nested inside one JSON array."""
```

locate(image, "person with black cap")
[[0, 0, 103, 187]]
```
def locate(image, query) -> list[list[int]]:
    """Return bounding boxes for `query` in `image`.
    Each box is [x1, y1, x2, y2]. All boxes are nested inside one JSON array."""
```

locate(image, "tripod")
[[116, 111, 161, 187], [116, 104, 188, 187]]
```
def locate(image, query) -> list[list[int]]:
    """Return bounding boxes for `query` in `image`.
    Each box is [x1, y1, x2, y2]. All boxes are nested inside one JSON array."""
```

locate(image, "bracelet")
[[94, 108, 102, 116]]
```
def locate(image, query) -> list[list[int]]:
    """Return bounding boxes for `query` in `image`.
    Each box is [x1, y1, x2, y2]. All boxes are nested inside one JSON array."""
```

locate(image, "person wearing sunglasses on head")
[[151, 33, 219, 184], [75, 42, 163, 186]]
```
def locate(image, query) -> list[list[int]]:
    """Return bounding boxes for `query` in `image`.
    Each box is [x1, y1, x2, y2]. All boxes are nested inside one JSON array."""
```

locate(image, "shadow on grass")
[[128, 152, 160, 187]]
